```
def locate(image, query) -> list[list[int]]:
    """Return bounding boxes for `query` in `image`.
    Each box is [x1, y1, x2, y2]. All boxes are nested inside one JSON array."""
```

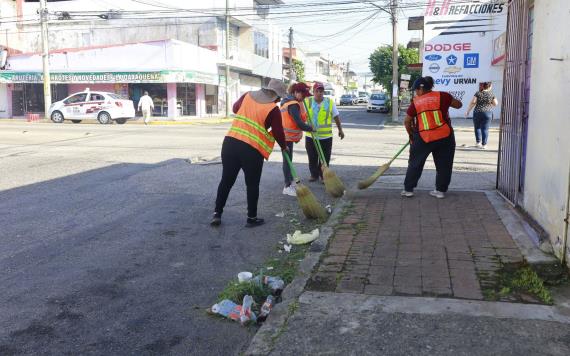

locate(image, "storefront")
[[0, 39, 220, 119]]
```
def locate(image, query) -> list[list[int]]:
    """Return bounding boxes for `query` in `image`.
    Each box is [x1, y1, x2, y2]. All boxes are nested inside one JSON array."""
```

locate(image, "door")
[[85, 93, 106, 119], [63, 92, 88, 119]]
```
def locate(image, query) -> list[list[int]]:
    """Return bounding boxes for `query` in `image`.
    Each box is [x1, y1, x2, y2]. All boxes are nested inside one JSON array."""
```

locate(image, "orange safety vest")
[[413, 91, 452, 143], [226, 93, 276, 160], [280, 100, 307, 143]]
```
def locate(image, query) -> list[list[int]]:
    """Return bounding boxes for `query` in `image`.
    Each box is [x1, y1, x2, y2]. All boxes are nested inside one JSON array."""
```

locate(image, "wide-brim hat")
[[250, 79, 288, 104]]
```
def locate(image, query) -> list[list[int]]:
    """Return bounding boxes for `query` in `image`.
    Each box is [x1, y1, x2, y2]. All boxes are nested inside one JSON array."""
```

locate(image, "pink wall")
[[68, 83, 116, 93]]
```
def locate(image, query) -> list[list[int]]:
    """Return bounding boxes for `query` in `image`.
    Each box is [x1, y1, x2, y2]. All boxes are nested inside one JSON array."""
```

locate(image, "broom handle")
[[388, 142, 410, 165], [303, 101, 330, 167], [282, 150, 300, 182]]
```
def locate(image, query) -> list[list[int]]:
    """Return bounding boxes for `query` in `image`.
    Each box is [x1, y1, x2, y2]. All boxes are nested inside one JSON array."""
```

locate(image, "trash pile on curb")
[[208, 228, 319, 326]]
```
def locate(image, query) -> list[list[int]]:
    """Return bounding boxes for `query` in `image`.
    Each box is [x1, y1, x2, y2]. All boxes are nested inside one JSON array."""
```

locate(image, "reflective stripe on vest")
[[226, 94, 276, 159], [413, 91, 451, 143], [280, 101, 306, 142], [304, 97, 333, 138]]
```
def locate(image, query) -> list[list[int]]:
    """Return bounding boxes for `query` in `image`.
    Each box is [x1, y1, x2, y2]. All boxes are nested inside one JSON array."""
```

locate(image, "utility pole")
[[390, 0, 399, 122], [225, 0, 230, 118], [288, 27, 295, 82], [346, 61, 350, 93], [39, 0, 52, 120]]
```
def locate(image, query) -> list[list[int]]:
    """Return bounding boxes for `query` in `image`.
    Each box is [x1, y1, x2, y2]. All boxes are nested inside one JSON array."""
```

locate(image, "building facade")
[[0, 0, 284, 119], [497, 0, 570, 268]]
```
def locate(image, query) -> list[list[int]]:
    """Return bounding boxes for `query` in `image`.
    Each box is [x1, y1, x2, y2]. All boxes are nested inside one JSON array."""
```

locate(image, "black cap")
[[411, 77, 429, 90]]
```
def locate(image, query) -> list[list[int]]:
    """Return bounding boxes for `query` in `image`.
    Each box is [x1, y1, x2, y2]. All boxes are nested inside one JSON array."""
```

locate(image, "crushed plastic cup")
[[238, 272, 253, 283]]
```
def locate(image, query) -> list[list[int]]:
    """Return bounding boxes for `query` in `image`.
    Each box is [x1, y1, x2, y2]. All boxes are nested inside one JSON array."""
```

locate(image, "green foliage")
[[218, 279, 271, 306], [369, 45, 420, 92], [509, 266, 553, 304], [292, 59, 305, 82]]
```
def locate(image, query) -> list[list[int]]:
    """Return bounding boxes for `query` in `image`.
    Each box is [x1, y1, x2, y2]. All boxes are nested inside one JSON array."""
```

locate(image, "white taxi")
[[49, 90, 135, 124]]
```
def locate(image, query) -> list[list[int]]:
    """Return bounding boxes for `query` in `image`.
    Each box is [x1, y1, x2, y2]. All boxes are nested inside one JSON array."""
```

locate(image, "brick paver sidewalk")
[[307, 190, 524, 300]]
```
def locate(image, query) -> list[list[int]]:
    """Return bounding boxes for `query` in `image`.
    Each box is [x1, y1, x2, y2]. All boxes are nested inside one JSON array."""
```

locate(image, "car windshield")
[[109, 93, 127, 100], [341, 95, 351, 99], [370, 94, 386, 100]]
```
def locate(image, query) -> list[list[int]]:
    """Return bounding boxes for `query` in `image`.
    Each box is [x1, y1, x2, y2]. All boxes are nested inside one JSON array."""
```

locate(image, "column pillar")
[[167, 83, 177, 120], [196, 84, 206, 117]]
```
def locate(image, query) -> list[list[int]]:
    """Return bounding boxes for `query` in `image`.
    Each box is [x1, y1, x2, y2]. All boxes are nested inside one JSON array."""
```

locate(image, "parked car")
[[49, 90, 136, 124], [351, 94, 359, 104], [339, 94, 355, 106], [367, 93, 390, 113], [357, 93, 369, 104]]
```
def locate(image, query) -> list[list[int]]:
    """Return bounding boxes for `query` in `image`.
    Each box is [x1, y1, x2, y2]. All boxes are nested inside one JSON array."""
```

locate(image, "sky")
[[275, 0, 424, 74]]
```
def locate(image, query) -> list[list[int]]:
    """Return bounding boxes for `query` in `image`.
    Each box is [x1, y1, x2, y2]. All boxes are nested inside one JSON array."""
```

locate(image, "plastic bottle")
[[257, 295, 275, 322], [264, 276, 285, 295], [239, 295, 257, 325]]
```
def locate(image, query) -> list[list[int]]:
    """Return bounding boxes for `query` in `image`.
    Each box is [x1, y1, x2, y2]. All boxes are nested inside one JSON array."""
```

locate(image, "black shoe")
[[210, 213, 222, 226], [245, 217, 265, 228]]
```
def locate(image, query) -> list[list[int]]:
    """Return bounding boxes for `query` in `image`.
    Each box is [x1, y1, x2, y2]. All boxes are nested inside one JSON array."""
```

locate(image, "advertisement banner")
[[0, 70, 219, 85], [422, 0, 507, 117]]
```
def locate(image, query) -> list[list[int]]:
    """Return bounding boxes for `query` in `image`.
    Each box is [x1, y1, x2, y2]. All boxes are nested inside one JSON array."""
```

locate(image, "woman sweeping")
[[465, 82, 498, 149], [211, 79, 288, 228], [280, 82, 315, 197]]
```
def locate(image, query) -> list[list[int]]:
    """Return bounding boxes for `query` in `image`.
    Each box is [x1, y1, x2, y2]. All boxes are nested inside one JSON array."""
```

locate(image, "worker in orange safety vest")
[[279, 82, 315, 197], [402, 76, 463, 199]]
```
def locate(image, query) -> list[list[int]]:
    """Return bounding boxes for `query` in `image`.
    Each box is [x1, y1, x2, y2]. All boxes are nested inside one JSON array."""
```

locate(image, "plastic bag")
[[286, 228, 319, 245]]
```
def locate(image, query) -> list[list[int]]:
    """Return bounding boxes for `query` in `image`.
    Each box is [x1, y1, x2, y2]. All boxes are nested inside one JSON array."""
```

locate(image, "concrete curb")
[[486, 191, 558, 265], [245, 198, 351, 356]]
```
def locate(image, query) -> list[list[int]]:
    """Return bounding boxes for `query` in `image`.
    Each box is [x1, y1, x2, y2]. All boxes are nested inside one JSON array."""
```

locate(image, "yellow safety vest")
[[303, 97, 333, 139]]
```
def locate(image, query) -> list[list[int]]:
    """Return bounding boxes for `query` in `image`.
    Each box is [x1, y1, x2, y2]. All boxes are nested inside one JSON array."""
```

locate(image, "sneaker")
[[282, 185, 297, 197], [308, 176, 318, 182], [476, 142, 482, 148], [481, 145, 487, 149], [245, 217, 265, 228], [429, 190, 445, 199], [210, 212, 222, 226], [400, 190, 414, 197]]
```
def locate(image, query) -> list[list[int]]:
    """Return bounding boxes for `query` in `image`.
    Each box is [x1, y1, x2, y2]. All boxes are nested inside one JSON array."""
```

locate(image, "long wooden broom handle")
[[282, 150, 300, 182], [388, 142, 410, 164]]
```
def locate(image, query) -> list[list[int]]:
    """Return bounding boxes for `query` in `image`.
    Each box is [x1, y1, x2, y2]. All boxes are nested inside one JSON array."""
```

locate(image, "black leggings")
[[215, 136, 264, 218]]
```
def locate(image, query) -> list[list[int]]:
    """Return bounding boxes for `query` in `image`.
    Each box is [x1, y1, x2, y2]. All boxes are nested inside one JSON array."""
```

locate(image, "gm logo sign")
[[464, 53, 479, 68], [424, 54, 442, 61]]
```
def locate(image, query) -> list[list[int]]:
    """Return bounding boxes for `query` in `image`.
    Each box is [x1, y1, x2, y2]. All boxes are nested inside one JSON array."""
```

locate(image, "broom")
[[283, 151, 327, 220], [358, 141, 410, 190], [303, 101, 345, 198]]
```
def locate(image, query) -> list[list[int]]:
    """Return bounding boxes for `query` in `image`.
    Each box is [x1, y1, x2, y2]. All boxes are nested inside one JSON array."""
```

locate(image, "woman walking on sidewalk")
[[402, 76, 463, 199], [304, 82, 345, 182], [280, 83, 315, 197], [211, 79, 289, 228], [465, 82, 498, 149]]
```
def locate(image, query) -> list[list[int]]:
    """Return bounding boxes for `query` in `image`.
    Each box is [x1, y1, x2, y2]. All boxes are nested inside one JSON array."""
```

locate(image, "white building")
[[497, 0, 570, 268], [0, 0, 284, 119]]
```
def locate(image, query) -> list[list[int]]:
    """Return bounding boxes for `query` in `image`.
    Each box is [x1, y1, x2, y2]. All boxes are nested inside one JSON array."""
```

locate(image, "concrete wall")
[[522, 0, 570, 265]]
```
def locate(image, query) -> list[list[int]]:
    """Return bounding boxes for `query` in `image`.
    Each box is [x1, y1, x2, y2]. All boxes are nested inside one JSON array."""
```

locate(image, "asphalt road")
[[0, 106, 499, 355]]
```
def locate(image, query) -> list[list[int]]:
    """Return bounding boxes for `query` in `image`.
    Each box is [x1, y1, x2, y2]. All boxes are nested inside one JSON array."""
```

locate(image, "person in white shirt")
[[137, 91, 154, 125]]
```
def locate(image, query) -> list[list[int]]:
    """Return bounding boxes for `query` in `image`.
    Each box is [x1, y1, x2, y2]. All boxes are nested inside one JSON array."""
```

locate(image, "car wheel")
[[71, 120, 82, 124], [116, 118, 127, 125], [51, 110, 64, 123], [97, 112, 112, 124]]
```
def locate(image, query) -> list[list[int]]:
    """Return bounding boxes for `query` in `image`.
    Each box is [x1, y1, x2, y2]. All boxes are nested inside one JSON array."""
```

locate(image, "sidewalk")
[[0, 117, 232, 126], [247, 189, 569, 356]]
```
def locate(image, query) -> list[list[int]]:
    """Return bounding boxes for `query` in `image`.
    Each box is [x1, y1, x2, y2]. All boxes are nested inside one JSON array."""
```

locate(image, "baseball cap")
[[291, 82, 312, 98], [313, 82, 325, 91]]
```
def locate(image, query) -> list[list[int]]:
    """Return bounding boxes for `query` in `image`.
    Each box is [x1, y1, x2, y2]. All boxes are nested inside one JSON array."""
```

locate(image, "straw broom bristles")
[[358, 142, 410, 190], [296, 182, 327, 219], [322, 166, 345, 197]]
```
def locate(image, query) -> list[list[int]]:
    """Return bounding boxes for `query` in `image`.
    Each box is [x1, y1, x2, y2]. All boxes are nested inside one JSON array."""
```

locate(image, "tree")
[[292, 59, 305, 82], [369, 45, 420, 92]]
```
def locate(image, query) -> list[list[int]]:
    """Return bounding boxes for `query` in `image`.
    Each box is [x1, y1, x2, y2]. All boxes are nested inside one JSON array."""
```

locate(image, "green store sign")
[[0, 70, 218, 85]]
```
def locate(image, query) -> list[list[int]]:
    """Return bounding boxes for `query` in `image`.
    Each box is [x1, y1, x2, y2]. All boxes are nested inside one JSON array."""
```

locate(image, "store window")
[[129, 84, 167, 117], [177, 83, 196, 116], [254, 31, 269, 58]]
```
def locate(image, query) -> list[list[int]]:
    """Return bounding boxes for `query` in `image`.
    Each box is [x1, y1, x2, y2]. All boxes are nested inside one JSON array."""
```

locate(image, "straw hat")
[[250, 79, 288, 103]]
